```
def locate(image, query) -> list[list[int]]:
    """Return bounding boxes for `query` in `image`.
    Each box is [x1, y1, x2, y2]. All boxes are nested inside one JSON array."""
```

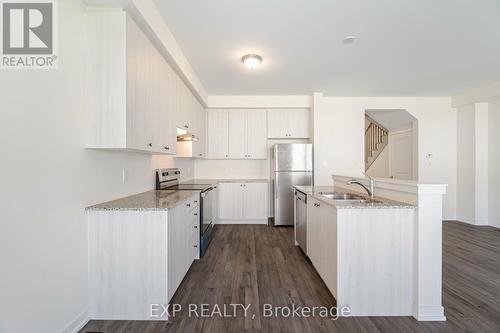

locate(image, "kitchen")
[[2, 1, 500, 333]]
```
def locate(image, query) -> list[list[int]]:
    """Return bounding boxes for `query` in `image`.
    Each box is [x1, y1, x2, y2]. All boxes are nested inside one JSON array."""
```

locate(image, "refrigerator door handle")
[[275, 176, 279, 200]]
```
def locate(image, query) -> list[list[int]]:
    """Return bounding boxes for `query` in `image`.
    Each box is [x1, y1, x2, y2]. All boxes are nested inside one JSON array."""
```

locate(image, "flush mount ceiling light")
[[241, 54, 262, 70], [342, 36, 357, 44]]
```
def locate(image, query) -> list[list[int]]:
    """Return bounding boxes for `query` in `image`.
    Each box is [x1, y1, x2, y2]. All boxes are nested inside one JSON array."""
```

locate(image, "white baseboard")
[[60, 309, 89, 333], [414, 306, 446, 321], [216, 219, 268, 225]]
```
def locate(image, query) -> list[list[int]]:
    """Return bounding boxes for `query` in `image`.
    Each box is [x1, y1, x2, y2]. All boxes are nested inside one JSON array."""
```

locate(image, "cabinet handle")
[[226, 154, 228, 158], [194, 245, 198, 248], [314, 203, 320, 207], [164, 146, 169, 150], [187, 203, 191, 207], [199, 153, 203, 156], [248, 154, 251, 157], [147, 143, 153, 147], [194, 225, 198, 228], [194, 213, 198, 216], [184, 125, 189, 129], [194, 200, 198, 203]]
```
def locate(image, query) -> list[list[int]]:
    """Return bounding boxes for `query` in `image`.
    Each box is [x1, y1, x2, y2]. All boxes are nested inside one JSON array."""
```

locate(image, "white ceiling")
[[153, 0, 500, 96], [366, 110, 415, 132]]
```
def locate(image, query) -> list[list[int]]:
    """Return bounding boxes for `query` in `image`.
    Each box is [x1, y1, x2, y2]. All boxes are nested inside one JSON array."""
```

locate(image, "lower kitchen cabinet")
[[87, 194, 199, 320], [217, 182, 268, 223], [305, 194, 416, 316], [168, 196, 200, 298], [306, 196, 338, 298]]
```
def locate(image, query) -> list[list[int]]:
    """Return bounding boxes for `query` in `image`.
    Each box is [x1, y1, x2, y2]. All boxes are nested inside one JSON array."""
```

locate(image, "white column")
[[414, 184, 447, 321]]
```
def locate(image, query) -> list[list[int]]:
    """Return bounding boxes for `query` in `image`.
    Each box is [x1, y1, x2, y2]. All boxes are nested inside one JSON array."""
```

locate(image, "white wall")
[[455, 102, 489, 225], [488, 98, 500, 228], [194, 159, 268, 179], [475, 104, 489, 225], [313, 94, 457, 220], [366, 147, 390, 178], [0, 1, 193, 332], [456, 104, 476, 223]]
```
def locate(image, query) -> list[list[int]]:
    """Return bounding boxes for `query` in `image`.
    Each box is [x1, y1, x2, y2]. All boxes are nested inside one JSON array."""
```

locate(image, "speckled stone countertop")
[[85, 190, 199, 211], [294, 185, 416, 209]]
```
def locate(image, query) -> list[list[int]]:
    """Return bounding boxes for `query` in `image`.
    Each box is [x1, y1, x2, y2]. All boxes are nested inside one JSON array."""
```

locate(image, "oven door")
[[200, 186, 216, 256], [202, 187, 215, 234]]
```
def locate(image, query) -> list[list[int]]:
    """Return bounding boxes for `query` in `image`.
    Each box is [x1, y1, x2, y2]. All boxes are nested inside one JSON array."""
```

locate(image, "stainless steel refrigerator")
[[272, 143, 313, 226]]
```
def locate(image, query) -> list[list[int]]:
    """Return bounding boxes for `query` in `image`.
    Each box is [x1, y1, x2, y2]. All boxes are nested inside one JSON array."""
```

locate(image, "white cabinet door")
[[176, 81, 189, 130], [151, 50, 166, 154], [207, 110, 229, 159], [126, 17, 153, 151], [321, 204, 337, 298], [168, 196, 198, 301], [162, 59, 177, 154], [267, 109, 310, 139], [217, 182, 233, 219], [288, 109, 310, 138], [228, 110, 247, 159], [242, 182, 268, 219], [192, 101, 206, 158], [306, 196, 321, 270], [218, 183, 243, 220], [246, 110, 267, 159], [267, 109, 288, 138]]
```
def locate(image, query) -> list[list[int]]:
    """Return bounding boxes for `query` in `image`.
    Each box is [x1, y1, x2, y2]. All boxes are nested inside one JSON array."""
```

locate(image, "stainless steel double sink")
[[318, 191, 382, 204]]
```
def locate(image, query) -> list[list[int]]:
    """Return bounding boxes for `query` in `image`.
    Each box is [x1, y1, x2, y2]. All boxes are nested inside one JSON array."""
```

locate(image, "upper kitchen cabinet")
[[207, 109, 267, 159], [176, 78, 193, 131], [207, 109, 229, 158], [191, 99, 206, 158], [267, 109, 310, 139], [85, 11, 203, 156]]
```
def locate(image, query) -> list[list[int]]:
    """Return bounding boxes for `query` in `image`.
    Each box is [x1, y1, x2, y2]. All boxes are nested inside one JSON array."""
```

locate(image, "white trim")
[[414, 306, 446, 321], [60, 309, 89, 333], [207, 95, 312, 109]]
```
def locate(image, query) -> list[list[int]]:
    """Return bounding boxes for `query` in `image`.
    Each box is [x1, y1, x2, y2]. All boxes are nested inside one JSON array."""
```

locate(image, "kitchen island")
[[295, 177, 447, 321], [295, 185, 416, 317]]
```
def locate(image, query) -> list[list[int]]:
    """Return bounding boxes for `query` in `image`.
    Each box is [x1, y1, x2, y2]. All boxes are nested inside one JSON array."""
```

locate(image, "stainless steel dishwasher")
[[295, 189, 307, 253]]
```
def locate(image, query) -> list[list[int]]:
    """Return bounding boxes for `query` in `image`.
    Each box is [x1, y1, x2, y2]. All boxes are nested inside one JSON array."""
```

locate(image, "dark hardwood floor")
[[80, 221, 500, 333]]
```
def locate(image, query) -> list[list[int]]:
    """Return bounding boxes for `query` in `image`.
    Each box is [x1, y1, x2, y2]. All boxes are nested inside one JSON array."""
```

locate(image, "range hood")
[[176, 127, 199, 142]]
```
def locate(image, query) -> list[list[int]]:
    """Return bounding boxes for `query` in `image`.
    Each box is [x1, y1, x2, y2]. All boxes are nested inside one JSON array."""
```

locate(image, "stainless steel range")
[[155, 168, 216, 257]]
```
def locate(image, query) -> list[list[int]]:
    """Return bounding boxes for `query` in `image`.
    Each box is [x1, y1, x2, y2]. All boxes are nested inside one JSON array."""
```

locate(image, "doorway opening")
[[364, 109, 418, 181]]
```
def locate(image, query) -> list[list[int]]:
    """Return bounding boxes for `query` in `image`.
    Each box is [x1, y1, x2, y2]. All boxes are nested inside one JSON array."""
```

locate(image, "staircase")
[[365, 116, 389, 171]]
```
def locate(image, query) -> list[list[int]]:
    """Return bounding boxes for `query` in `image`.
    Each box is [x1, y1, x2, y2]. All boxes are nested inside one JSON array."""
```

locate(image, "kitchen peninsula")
[[294, 175, 447, 321]]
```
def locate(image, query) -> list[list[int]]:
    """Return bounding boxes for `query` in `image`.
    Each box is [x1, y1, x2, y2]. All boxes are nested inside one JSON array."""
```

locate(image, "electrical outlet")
[[122, 168, 128, 183]]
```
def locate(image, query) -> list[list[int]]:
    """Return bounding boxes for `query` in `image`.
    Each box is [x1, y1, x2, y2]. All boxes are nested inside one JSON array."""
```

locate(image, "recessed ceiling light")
[[343, 36, 357, 44], [241, 54, 262, 70]]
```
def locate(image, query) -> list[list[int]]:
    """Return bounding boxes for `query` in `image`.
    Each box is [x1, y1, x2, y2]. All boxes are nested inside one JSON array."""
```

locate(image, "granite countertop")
[[85, 190, 199, 211], [182, 178, 269, 184], [294, 185, 416, 209]]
